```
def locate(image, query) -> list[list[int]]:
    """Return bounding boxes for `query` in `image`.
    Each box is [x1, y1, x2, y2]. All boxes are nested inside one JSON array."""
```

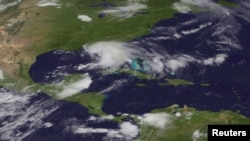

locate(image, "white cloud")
[[119, 3, 147, 12], [0, 89, 59, 141], [88, 116, 97, 121], [0, 69, 4, 80], [172, 2, 192, 13], [192, 130, 206, 141], [214, 54, 227, 64], [75, 127, 109, 134], [166, 55, 195, 71], [175, 112, 182, 117], [0, 0, 22, 11], [181, 22, 212, 35], [37, 0, 61, 8], [102, 115, 115, 120], [74, 121, 139, 140], [203, 58, 214, 66], [203, 54, 227, 66], [122, 113, 129, 116], [100, 79, 127, 94], [82, 41, 193, 74], [120, 122, 139, 139], [77, 64, 88, 70], [83, 41, 134, 71], [106, 130, 123, 139], [167, 59, 187, 71], [77, 15, 92, 22], [151, 57, 164, 73], [82, 41, 193, 75], [174, 33, 182, 39], [176, 0, 230, 15], [52, 50, 71, 55], [141, 112, 172, 129], [80, 40, 229, 78], [44, 122, 53, 128], [102, 2, 147, 18], [88, 115, 114, 122], [166, 53, 228, 71], [57, 73, 92, 99]]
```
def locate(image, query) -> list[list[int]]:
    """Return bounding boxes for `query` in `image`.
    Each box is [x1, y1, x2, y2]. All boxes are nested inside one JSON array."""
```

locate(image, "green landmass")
[[136, 106, 250, 141], [37, 0, 178, 51], [117, 69, 156, 79], [0, 0, 178, 85], [218, 0, 237, 7], [0, 76, 27, 91], [136, 83, 148, 87], [65, 93, 106, 116], [112, 115, 129, 123], [166, 79, 194, 87], [26, 74, 87, 96], [200, 83, 210, 87]]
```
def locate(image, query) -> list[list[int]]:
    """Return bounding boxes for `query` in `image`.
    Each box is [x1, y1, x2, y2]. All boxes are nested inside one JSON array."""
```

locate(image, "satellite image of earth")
[[0, 0, 250, 141]]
